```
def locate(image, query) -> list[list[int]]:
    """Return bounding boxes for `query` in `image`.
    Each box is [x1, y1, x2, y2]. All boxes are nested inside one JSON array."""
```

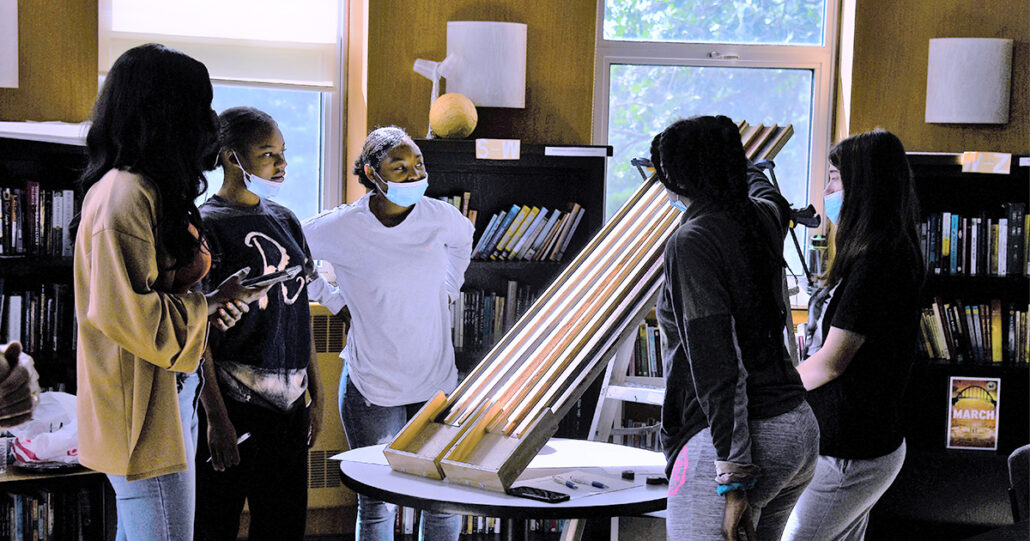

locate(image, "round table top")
[[335, 438, 669, 520]]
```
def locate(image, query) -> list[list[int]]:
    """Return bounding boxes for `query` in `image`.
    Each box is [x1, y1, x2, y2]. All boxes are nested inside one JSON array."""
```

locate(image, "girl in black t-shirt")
[[783, 129, 925, 541]]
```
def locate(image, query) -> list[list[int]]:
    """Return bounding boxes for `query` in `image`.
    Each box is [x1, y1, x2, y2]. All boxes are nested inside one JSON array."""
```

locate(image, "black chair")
[[1008, 444, 1030, 522]]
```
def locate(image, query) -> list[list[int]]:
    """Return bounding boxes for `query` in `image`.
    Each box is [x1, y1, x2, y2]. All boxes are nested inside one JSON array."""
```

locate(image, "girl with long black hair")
[[653, 115, 819, 541], [74, 43, 266, 540], [783, 129, 924, 540]]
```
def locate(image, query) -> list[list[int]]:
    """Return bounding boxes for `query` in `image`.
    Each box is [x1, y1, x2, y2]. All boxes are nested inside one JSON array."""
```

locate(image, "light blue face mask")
[[370, 167, 429, 207], [665, 188, 688, 213], [232, 151, 282, 199], [824, 190, 844, 224]]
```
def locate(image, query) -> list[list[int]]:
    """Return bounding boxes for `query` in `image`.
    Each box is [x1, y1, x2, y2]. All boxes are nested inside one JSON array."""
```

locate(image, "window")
[[204, 84, 323, 221], [594, 0, 838, 277], [98, 0, 344, 218]]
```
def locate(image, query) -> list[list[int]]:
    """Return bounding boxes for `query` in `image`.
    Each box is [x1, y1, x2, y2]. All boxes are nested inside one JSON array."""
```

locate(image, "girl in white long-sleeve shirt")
[[302, 126, 472, 541]]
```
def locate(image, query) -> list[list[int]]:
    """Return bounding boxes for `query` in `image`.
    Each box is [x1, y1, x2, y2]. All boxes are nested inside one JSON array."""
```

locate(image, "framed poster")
[[947, 377, 1001, 450]]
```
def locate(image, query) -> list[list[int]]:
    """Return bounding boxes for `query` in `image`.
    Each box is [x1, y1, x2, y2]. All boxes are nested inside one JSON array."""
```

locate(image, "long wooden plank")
[[503, 211, 676, 434], [479, 184, 670, 426], [443, 175, 659, 413], [445, 182, 667, 424]]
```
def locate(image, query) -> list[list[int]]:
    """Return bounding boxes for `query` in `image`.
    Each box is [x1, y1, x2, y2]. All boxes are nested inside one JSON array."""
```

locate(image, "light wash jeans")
[[106, 372, 201, 541], [781, 439, 907, 541], [340, 367, 461, 541]]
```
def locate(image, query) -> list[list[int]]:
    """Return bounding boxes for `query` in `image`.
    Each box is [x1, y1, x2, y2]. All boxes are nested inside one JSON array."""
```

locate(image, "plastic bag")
[[9, 392, 78, 464]]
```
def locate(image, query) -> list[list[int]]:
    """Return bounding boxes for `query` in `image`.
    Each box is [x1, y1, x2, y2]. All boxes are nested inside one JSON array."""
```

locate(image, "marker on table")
[[569, 476, 608, 489], [205, 432, 251, 463], [552, 475, 577, 489]]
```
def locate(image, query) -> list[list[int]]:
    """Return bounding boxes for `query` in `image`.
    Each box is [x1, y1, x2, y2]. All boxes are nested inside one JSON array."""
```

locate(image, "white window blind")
[[99, 0, 340, 89]]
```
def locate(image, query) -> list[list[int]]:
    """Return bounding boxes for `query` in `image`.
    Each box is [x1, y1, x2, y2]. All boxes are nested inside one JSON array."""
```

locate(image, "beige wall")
[[851, 0, 1028, 153], [0, 0, 97, 122], [366, 0, 597, 145]]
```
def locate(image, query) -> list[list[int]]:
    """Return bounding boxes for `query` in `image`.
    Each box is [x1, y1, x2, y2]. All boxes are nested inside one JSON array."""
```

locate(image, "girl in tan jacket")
[[74, 43, 268, 541]]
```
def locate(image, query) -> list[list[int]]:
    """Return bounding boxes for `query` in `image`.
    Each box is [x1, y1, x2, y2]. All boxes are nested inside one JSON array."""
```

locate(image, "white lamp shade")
[[925, 38, 1012, 124], [444, 21, 527, 108], [0, 0, 17, 88]]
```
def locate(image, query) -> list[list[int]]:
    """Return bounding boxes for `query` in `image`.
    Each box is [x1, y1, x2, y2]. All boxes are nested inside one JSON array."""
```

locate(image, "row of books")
[[616, 418, 661, 451], [451, 282, 536, 351], [0, 184, 77, 257], [920, 204, 1027, 276], [392, 507, 568, 536], [627, 323, 664, 378], [472, 203, 584, 262], [437, 192, 478, 228], [0, 282, 77, 355], [919, 298, 1029, 364], [0, 487, 100, 541]]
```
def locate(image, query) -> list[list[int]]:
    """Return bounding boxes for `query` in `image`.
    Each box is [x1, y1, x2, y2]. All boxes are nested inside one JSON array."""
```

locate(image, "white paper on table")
[[511, 469, 641, 500]]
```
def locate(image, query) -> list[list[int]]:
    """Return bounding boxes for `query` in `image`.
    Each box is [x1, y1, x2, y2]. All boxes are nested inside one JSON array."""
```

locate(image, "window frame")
[[591, 0, 840, 227], [97, 0, 347, 212]]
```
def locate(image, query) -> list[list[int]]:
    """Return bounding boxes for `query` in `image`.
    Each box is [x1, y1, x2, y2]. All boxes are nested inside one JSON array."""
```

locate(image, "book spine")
[[990, 299, 1003, 362], [949, 213, 959, 274], [998, 218, 1008, 276]]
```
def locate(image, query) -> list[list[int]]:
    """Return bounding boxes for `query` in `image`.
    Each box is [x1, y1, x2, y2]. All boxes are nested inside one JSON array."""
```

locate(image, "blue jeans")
[[340, 367, 461, 541], [107, 372, 201, 541]]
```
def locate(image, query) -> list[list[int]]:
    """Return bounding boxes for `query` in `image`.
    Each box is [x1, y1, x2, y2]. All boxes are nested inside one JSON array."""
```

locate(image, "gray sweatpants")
[[666, 402, 820, 540], [781, 440, 906, 541]]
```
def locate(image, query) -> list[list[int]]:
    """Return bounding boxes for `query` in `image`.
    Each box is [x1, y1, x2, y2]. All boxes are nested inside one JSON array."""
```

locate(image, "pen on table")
[[552, 475, 577, 489], [205, 432, 251, 463], [568, 476, 608, 489]]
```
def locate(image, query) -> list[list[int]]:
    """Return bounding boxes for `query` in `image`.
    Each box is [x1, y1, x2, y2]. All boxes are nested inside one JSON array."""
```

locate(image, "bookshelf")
[[869, 153, 1029, 535], [0, 123, 116, 540], [0, 126, 86, 393], [906, 152, 1029, 452], [418, 138, 609, 442]]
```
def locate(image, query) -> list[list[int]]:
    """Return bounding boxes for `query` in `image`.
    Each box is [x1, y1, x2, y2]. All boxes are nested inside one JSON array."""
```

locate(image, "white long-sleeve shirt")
[[303, 192, 474, 406]]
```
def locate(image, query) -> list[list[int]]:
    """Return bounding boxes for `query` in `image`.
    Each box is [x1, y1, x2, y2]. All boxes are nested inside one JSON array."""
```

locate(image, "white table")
[[334, 438, 668, 541]]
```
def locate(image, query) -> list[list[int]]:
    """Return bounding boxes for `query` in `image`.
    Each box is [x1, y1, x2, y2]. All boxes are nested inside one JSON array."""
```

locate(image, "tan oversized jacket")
[[74, 169, 208, 481]]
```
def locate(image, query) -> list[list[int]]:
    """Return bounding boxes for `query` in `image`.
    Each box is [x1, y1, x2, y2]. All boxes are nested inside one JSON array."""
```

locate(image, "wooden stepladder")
[[558, 294, 666, 541]]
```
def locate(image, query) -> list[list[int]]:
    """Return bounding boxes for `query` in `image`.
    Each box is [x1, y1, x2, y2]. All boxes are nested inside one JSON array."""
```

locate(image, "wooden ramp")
[[385, 122, 795, 492]]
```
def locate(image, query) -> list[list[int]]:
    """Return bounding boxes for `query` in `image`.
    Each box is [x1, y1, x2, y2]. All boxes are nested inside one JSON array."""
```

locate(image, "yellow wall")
[[366, 0, 597, 145], [851, 0, 1028, 153], [0, 0, 97, 122]]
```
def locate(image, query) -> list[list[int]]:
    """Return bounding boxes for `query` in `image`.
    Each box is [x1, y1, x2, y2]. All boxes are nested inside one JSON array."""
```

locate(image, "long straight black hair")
[[78, 43, 218, 269], [827, 129, 924, 285]]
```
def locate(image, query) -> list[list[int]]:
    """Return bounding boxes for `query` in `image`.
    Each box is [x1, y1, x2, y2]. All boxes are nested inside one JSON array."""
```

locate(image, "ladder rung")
[[604, 384, 665, 406]]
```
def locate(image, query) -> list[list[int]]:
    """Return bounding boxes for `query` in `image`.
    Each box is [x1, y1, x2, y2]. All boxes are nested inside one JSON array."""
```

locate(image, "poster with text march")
[[947, 377, 1001, 450]]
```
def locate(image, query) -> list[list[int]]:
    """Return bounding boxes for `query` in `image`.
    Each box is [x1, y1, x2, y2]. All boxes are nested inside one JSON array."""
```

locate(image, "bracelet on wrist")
[[716, 477, 757, 496]]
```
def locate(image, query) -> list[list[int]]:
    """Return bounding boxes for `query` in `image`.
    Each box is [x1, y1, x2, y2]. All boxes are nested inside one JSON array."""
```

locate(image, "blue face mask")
[[232, 151, 282, 199], [665, 188, 688, 213], [370, 167, 428, 207], [824, 190, 844, 224]]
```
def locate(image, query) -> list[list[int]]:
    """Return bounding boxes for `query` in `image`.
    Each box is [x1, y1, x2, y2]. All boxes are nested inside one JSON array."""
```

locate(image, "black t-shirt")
[[200, 195, 318, 410], [805, 247, 924, 459]]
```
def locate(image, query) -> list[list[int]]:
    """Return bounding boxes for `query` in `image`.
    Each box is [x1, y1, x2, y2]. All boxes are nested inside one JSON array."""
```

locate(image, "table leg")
[[503, 517, 527, 541]]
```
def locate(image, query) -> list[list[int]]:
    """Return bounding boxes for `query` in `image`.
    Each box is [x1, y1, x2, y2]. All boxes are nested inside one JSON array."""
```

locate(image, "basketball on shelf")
[[429, 93, 478, 139]]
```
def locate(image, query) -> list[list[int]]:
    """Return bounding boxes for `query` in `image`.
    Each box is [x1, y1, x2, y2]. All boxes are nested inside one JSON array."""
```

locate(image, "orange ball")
[[429, 93, 478, 139]]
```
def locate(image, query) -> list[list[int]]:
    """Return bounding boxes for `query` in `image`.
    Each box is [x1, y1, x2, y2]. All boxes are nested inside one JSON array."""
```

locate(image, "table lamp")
[[925, 38, 1013, 124]]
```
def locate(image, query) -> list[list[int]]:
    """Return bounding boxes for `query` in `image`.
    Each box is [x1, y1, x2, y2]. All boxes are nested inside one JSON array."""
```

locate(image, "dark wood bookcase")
[[417, 138, 611, 439], [0, 126, 115, 540], [869, 153, 1029, 537], [0, 133, 85, 394]]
